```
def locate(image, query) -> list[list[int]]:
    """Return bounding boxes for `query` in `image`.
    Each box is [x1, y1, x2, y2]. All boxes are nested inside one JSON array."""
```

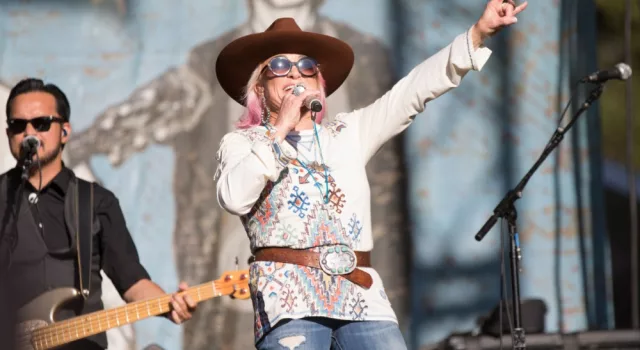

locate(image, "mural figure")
[[64, 0, 407, 348]]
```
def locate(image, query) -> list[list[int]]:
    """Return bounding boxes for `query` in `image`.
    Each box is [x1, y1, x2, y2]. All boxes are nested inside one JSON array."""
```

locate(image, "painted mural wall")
[[0, 1, 608, 349]]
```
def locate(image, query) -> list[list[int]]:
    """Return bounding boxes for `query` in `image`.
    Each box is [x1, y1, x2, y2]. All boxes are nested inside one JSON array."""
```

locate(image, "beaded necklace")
[[293, 121, 329, 204], [268, 114, 329, 204]]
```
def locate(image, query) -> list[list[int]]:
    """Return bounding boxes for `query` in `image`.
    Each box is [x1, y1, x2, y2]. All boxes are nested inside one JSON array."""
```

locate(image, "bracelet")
[[466, 27, 477, 71], [271, 141, 290, 166], [271, 138, 297, 167]]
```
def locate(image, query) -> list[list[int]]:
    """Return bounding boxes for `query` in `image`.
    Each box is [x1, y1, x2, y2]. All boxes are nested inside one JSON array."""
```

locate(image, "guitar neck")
[[31, 281, 226, 350]]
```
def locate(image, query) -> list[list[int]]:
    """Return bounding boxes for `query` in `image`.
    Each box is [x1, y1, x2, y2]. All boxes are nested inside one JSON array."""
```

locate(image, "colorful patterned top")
[[214, 27, 492, 344]]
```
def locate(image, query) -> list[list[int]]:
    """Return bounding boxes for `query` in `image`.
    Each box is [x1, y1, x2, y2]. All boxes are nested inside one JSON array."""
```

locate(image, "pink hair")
[[236, 68, 327, 129]]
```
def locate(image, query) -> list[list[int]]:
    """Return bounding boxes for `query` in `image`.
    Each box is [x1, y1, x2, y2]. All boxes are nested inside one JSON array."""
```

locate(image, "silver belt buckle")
[[319, 245, 357, 275]]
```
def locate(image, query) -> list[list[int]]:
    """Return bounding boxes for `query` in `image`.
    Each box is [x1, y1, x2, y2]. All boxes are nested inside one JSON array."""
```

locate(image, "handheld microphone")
[[581, 63, 632, 83], [292, 83, 323, 112], [20, 135, 40, 158]]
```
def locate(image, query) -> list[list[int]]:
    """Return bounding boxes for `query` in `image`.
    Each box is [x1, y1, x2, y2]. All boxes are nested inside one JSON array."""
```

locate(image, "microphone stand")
[[19, 142, 40, 181], [474, 82, 605, 350], [20, 158, 33, 181], [2, 151, 36, 273]]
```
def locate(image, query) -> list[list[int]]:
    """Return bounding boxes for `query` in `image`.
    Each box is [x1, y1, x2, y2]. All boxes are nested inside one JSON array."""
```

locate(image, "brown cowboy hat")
[[215, 17, 355, 105]]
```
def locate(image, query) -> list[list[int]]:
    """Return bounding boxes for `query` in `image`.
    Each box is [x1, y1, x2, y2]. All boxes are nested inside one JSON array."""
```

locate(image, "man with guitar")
[[0, 78, 198, 350]]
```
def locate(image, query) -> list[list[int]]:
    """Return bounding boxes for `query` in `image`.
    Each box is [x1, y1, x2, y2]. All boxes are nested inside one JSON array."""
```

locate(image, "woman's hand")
[[272, 88, 321, 139], [471, 0, 528, 49]]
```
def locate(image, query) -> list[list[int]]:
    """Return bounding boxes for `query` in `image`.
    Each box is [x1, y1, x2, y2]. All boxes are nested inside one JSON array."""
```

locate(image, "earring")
[[261, 94, 271, 126]]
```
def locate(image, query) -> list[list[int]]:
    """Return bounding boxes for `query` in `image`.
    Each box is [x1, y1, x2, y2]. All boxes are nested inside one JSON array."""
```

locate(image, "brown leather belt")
[[253, 247, 373, 289]]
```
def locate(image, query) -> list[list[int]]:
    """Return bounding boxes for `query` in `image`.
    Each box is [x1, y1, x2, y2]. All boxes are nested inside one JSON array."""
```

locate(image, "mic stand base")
[[513, 328, 526, 350]]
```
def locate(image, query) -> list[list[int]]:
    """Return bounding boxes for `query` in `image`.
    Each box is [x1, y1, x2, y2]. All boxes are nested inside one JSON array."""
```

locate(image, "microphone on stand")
[[581, 63, 632, 83], [19, 135, 40, 180], [292, 83, 323, 112], [20, 135, 40, 160]]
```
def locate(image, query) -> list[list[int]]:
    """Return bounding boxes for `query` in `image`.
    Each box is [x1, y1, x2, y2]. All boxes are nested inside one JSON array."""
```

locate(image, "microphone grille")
[[22, 135, 40, 148], [616, 63, 633, 80]]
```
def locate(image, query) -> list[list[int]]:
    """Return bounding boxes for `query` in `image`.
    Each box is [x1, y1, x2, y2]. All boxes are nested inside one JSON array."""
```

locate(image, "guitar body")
[[15, 288, 82, 350]]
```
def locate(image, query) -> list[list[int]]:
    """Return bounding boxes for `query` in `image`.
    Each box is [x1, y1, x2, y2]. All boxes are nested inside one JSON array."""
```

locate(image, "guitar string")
[[23, 278, 246, 347], [26, 280, 232, 342], [24, 281, 231, 346]]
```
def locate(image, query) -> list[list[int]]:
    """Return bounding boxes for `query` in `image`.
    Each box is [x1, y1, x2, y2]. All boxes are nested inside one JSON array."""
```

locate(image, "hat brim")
[[215, 30, 355, 105]]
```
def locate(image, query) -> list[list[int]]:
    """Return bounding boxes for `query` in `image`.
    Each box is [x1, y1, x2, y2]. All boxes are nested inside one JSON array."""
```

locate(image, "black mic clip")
[[19, 158, 34, 182]]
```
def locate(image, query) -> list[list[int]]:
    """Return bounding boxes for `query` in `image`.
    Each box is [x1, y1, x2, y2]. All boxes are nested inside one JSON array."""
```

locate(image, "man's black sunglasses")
[[7, 116, 66, 134]]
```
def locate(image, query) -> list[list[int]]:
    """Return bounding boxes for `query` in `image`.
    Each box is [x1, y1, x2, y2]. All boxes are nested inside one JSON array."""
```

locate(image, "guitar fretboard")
[[29, 279, 236, 350]]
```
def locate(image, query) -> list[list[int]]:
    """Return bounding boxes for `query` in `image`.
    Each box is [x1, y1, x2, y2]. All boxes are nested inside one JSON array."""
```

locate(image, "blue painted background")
[[400, 0, 611, 347], [0, 1, 609, 349]]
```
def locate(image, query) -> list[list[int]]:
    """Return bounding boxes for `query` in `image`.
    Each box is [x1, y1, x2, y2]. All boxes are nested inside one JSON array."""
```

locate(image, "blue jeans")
[[255, 317, 408, 350]]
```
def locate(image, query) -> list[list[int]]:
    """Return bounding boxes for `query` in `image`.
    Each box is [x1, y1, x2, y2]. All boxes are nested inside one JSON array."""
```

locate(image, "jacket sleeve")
[[214, 131, 287, 215], [343, 26, 492, 164]]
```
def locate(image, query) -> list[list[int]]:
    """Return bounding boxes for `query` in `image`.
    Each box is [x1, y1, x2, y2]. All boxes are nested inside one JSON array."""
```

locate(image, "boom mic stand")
[[20, 158, 34, 181], [4, 147, 39, 269], [474, 82, 605, 350]]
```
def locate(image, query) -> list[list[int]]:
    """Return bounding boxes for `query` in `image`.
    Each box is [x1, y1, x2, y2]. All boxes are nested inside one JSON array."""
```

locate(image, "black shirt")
[[24, 167, 150, 295], [3, 166, 150, 349]]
